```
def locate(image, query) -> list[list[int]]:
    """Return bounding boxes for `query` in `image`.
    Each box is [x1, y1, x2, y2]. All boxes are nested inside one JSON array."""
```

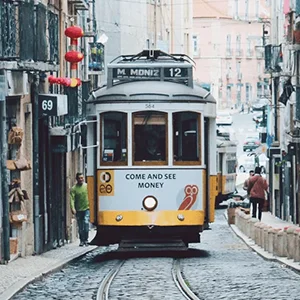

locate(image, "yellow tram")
[[85, 50, 218, 247], [215, 139, 238, 207]]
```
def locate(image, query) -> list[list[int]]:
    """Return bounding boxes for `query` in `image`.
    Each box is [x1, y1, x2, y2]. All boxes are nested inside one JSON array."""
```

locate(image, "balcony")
[[68, 0, 89, 11], [88, 42, 104, 74], [264, 44, 282, 73], [0, 1, 59, 72]]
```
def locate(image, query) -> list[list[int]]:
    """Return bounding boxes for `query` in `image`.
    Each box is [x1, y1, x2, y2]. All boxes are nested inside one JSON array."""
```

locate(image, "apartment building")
[[192, 0, 271, 110], [0, 0, 94, 263]]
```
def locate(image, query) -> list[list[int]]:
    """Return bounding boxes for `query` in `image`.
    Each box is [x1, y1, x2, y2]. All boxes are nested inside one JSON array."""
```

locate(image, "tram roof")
[[88, 80, 216, 104]]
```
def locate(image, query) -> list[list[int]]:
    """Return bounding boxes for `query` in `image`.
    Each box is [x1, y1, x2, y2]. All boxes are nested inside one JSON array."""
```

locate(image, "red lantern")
[[48, 76, 81, 88], [65, 26, 84, 39], [65, 51, 84, 70]]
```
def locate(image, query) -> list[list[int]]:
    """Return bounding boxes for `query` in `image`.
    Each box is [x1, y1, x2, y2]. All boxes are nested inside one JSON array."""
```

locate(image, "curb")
[[1, 246, 98, 300], [224, 212, 300, 273]]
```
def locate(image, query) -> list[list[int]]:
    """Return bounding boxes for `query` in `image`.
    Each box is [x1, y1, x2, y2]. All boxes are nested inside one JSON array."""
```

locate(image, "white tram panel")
[[98, 169, 204, 211]]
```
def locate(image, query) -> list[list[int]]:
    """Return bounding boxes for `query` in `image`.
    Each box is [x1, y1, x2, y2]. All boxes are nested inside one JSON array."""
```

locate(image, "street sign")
[[38, 94, 68, 117]]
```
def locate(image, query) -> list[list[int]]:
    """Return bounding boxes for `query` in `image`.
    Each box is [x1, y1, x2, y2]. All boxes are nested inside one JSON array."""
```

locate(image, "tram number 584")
[[145, 103, 155, 109]]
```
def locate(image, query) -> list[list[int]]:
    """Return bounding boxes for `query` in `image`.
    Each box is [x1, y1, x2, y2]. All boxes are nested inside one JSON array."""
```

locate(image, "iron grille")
[[19, 1, 35, 60], [0, 1, 59, 64], [36, 3, 47, 61], [48, 11, 59, 64], [0, 2, 17, 59]]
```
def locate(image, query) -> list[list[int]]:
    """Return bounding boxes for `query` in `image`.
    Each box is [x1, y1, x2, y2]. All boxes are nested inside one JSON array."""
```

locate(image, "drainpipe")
[[296, 52, 300, 120], [0, 70, 10, 262], [274, 76, 279, 141], [32, 74, 41, 254]]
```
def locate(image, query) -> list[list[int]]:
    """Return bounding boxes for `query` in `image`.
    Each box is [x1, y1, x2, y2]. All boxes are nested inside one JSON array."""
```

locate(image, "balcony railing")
[[68, 0, 89, 11], [0, 1, 59, 67]]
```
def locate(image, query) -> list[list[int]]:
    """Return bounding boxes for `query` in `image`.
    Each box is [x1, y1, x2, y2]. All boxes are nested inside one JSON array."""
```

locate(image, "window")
[[133, 111, 167, 164], [192, 35, 199, 56], [234, 0, 239, 19], [255, 0, 259, 18], [246, 83, 250, 103], [100, 112, 127, 165], [245, 0, 249, 20], [227, 156, 237, 174], [236, 35, 241, 55], [173, 112, 201, 164], [226, 34, 232, 56]]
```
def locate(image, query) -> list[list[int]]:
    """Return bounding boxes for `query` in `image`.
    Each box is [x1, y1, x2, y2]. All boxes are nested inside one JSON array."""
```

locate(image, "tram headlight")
[[142, 196, 158, 211], [116, 215, 123, 221], [177, 214, 185, 221]]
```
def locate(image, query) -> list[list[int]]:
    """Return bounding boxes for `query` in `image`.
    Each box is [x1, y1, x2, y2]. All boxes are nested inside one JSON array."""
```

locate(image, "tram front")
[[85, 50, 218, 247]]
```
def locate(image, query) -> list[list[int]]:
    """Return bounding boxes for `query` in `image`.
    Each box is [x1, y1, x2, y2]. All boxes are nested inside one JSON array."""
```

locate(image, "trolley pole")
[[0, 69, 10, 262]]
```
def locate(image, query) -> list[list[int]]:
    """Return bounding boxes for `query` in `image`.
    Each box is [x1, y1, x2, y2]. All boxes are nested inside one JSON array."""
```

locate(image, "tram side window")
[[101, 112, 127, 164], [226, 154, 237, 174], [133, 111, 167, 162], [173, 112, 200, 163]]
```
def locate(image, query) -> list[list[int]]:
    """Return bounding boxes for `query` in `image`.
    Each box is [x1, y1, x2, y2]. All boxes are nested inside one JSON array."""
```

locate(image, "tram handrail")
[[72, 120, 99, 149]]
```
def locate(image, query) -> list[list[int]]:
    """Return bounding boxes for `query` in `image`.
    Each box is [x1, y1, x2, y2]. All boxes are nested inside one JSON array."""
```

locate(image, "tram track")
[[96, 260, 125, 300], [172, 259, 200, 300], [96, 257, 200, 300]]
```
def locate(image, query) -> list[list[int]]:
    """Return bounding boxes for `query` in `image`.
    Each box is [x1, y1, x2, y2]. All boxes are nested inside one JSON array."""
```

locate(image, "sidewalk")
[[227, 179, 300, 273], [0, 230, 98, 300], [228, 211, 300, 272]]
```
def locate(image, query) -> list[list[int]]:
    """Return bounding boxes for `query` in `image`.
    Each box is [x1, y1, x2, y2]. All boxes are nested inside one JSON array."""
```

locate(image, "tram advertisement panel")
[[97, 169, 204, 211]]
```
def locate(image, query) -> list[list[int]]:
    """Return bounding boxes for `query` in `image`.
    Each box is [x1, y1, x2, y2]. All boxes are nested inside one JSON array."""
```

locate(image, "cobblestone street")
[[184, 210, 300, 300], [11, 210, 300, 300]]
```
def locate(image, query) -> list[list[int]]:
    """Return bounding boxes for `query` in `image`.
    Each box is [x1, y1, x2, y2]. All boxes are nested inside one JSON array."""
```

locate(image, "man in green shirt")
[[70, 172, 90, 246]]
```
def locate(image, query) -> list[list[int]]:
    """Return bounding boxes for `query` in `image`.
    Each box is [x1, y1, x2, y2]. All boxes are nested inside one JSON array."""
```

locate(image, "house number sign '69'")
[[42, 100, 53, 111], [38, 94, 68, 117]]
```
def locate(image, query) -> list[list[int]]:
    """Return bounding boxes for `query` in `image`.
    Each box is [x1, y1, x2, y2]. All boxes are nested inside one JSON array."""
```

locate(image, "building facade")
[[192, 0, 271, 110], [0, 0, 94, 263], [266, 0, 300, 225], [94, 0, 193, 86]]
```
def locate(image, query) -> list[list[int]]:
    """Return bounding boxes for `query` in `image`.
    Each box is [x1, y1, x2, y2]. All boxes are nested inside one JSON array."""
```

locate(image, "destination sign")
[[113, 68, 160, 79], [112, 67, 189, 79]]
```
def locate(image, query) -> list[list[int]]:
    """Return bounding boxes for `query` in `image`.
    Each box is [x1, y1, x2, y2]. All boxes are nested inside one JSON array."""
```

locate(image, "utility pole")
[[170, 0, 173, 53], [0, 69, 10, 262], [296, 52, 300, 120], [154, 0, 157, 48], [32, 73, 41, 254]]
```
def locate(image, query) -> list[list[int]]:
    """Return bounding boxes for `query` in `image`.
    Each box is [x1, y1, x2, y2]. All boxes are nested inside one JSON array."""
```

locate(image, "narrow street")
[[11, 210, 300, 300]]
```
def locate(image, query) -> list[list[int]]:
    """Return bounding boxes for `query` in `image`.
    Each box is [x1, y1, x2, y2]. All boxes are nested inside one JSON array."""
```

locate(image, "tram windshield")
[[100, 112, 127, 164], [133, 111, 167, 163], [173, 112, 201, 163]]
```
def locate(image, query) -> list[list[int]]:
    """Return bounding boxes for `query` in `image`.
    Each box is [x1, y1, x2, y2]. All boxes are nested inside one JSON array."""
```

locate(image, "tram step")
[[117, 239, 188, 252]]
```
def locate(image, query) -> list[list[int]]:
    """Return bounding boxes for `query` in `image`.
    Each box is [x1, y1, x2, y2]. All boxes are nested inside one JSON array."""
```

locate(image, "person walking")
[[247, 166, 268, 221], [70, 172, 90, 246], [243, 170, 254, 192]]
